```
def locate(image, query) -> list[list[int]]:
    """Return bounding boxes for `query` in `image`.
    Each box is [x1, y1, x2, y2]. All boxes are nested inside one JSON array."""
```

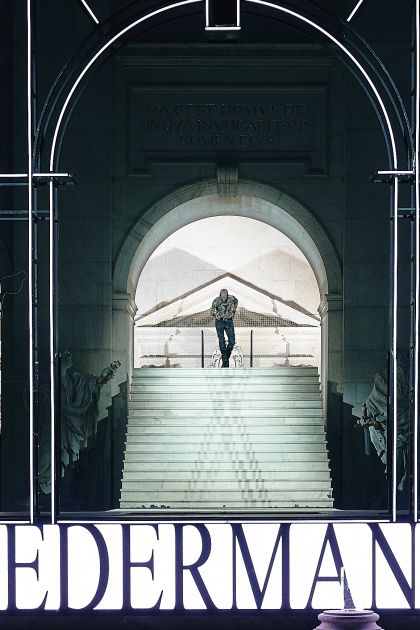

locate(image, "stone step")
[[123, 451, 329, 462], [126, 424, 325, 435], [124, 442, 327, 453], [119, 501, 334, 509], [121, 480, 332, 492], [126, 416, 325, 426], [128, 407, 323, 417], [129, 399, 322, 410], [125, 433, 326, 444], [119, 489, 332, 502], [122, 460, 331, 473], [132, 367, 319, 377], [130, 392, 321, 402], [121, 470, 331, 481], [131, 377, 320, 387], [130, 378, 320, 394]]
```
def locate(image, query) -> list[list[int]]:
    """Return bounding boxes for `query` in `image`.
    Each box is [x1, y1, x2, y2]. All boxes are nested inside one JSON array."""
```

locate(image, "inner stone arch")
[[123, 191, 333, 301], [113, 183, 342, 401]]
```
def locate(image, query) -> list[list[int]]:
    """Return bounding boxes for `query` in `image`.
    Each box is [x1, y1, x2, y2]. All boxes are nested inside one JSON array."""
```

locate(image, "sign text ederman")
[[1, 523, 418, 612]]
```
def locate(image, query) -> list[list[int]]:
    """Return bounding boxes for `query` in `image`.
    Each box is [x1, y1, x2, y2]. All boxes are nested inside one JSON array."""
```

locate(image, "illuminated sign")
[[0, 523, 417, 612]]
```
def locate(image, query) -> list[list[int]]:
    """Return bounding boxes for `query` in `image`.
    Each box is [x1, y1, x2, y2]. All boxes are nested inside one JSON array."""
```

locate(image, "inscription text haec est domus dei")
[[129, 89, 326, 171]]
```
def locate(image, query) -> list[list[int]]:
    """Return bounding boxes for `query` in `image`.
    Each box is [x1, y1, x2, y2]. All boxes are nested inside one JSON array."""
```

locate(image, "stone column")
[[315, 609, 383, 629], [318, 293, 343, 413], [111, 292, 138, 396]]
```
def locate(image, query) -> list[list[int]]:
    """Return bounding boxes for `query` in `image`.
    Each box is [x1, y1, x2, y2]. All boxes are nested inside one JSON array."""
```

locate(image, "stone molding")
[[113, 179, 343, 300], [112, 292, 138, 319], [318, 293, 343, 318], [118, 43, 335, 69]]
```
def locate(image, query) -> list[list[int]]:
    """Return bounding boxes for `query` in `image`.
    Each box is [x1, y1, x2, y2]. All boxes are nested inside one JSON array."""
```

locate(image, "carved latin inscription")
[[129, 88, 326, 171]]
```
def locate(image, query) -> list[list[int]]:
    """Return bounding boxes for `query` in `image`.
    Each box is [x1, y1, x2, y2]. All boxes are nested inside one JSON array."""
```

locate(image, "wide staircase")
[[120, 367, 333, 511]]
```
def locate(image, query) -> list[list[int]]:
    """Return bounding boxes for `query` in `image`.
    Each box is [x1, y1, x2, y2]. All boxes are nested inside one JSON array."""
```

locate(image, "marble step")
[[131, 376, 320, 386], [130, 392, 321, 402], [122, 460, 331, 473], [127, 416, 325, 426], [128, 407, 323, 418], [122, 470, 331, 481], [132, 367, 319, 377], [124, 442, 327, 453], [129, 400, 322, 410], [119, 489, 332, 502], [130, 383, 320, 394], [119, 500, 334, 509], [120, 506, 334, 516], [126, 424, 325, 435], [123, 451, 329, 462], [125, 433, 326, 445], [121, 479, 332, 492]]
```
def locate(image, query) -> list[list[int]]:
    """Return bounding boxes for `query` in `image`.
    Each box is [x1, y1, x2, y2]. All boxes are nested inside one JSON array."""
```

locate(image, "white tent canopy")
[[136, 273, 320, 329]]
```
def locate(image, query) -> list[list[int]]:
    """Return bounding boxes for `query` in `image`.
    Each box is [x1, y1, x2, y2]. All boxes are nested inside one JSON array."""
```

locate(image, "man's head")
[[219, 289, 228, 301]]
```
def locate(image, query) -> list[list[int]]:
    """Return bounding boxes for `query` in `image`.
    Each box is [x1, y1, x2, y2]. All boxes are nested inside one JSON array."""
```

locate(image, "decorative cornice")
[[118, 43, 334, 69], [318, 293, 343, 317], [113, 292, 138, 319]]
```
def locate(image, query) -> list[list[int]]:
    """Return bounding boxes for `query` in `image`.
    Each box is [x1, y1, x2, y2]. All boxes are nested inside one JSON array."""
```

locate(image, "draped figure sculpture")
[[39, 352, 120, 495], [356, 351, 410, 491]]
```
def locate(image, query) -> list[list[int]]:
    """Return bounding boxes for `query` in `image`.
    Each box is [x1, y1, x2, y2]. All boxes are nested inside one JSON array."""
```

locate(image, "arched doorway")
[[115, 195, 340, 511], [113, 182, 342, 410]]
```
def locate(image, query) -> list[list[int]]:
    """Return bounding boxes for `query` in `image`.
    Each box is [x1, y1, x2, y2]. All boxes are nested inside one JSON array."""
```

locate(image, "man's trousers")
[[215, 318, 235, 367]]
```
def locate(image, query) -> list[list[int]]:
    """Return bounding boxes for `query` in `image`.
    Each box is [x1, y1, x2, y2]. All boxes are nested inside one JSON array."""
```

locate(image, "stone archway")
[[112, 179, 343, 408]]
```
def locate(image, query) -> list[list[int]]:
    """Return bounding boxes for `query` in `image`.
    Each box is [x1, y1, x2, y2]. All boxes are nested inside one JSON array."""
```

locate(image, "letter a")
[[306, 524, 354, 609]]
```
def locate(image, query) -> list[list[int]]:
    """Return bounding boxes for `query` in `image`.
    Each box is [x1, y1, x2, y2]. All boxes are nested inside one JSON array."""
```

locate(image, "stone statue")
[[355, 352, 410, 490], [39, 352, 121, 495]]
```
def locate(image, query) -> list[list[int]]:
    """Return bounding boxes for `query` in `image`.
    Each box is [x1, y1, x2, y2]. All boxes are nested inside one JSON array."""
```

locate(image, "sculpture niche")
[[355, 352, 410, 492], [39, 352, 121, 495]]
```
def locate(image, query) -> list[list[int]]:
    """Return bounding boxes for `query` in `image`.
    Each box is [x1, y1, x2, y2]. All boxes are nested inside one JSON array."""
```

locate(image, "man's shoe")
[[222, 361, 229, 368]]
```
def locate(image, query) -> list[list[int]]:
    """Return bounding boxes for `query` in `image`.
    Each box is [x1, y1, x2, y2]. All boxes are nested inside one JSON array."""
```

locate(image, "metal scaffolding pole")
[[26, 0, 38, 523]]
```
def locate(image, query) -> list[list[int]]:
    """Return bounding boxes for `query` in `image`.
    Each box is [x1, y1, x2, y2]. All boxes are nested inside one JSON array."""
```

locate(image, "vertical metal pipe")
[[49, 180, 57, 523], [54, 351, 61, 519], [414, 0, 420, 521], [26, 0, 35, 524], [250, 329, 253, 368], [201, 329, 204, 368], [391, 177, 399, 522]]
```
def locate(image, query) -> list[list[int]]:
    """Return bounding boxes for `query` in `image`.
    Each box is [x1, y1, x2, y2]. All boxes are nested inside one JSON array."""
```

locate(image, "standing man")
[[211, 288, 238, 368]]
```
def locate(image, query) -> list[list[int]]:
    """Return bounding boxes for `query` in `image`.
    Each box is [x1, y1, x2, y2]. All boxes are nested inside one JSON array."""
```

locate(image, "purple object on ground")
[[315, 610, 383, 629]]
